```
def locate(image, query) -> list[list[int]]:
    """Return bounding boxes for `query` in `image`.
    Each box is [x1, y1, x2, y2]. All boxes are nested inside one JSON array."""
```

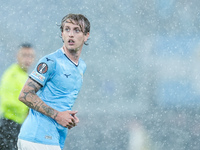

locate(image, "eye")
[[65, 28, 70, 32], [75, 28, 80, 33]]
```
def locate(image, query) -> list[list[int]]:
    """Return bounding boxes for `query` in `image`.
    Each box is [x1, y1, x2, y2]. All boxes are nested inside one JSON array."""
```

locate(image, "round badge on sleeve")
[[37, 63, 48, 74]]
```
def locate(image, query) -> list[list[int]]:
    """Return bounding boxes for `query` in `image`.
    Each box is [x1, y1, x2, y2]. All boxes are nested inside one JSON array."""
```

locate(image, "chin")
[[69, 48, 80, 52]]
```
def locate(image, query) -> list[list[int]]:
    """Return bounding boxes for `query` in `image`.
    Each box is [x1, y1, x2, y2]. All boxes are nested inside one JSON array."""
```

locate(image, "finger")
[[66, 122, 76, 129], [69, 122, 75, 127], [65, 122, 74, 128], [65, 125, 72, 129], [67, 118, 76, 126], [71, 120, 77, 127], [71, 113, 76, 117], [74, 116, 79, 123], [69, 115, 75, 121], [70, 117, 76, 124], [69, 110, 78, 115], [72, 114, 79, 122]]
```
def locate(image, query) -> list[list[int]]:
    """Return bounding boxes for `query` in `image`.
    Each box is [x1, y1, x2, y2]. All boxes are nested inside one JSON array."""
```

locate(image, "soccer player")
[[0, 43, 35, 149], [17, 14, 90, 150]]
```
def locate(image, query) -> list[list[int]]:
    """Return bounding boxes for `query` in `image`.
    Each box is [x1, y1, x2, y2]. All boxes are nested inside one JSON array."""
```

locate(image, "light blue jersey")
[[18, 48, 86, 149]]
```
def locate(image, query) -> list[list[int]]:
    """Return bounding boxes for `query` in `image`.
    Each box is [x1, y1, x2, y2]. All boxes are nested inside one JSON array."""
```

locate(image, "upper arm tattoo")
[[21, 78, 41, 101], [20, 78, 58, 118]]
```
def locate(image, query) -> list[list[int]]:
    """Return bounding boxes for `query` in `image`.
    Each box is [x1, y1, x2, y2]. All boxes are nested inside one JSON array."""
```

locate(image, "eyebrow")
[[64, 25, 82, 32], [64, 20, 84, 33]]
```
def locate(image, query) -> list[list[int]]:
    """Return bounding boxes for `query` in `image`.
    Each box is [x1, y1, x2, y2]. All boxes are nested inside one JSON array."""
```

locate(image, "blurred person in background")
[[17, 13, 90, 150], [128, 120, 152, 150], [0, 43, 35, 150]]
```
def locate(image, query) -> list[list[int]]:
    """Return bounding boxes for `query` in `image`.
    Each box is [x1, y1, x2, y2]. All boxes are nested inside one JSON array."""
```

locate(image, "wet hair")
[[60, 14, 90, 35]]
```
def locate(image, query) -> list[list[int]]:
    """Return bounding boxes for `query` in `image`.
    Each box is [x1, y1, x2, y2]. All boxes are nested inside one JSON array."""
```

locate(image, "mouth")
[[68, 39, 75, 45]]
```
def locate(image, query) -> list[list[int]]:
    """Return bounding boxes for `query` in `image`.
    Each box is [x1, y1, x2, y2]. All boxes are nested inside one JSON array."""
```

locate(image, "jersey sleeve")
[[29, 56, 56, 86]]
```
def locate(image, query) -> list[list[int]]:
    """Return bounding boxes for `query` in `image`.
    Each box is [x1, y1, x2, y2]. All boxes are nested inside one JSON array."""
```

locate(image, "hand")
[[54, 110, 78, 128], [67, 114, 80, 129]]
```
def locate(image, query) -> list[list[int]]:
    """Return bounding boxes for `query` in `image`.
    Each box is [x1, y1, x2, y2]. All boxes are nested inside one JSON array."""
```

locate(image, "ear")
[[84, 32, 90, 42]]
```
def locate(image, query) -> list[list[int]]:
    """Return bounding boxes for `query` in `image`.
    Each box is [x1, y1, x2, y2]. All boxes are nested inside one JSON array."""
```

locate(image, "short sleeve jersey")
[[18, 48, 86, 149]]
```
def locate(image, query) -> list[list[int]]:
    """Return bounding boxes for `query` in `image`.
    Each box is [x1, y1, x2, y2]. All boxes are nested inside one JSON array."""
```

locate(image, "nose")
[[68, 30, 74, 37], [26, 55, 34, 65]]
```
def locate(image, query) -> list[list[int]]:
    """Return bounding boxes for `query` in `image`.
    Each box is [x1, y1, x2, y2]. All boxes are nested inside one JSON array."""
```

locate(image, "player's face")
[[17, 48, 35, 71], [62, 20, 89, 52]]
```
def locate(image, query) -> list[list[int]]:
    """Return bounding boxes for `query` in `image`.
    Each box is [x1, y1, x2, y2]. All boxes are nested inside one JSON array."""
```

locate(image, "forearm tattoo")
[[20, 79, 57, 118]]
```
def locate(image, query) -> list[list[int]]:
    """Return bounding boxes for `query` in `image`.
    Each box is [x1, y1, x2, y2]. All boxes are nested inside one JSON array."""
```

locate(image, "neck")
[[63, 46, 81, 65], [18, 63, 28, 72]]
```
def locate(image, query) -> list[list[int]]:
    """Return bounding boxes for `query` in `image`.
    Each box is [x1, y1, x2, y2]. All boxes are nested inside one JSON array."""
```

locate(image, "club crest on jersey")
[[37, 62, 48, 74]]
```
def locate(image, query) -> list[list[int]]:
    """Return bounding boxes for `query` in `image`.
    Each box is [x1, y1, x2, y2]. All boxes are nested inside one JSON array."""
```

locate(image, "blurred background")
[[1, 0, 200, 149]]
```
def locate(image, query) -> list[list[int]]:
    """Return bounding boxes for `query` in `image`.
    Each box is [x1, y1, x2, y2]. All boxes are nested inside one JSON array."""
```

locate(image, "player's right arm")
[[18, 77, 77, 128]]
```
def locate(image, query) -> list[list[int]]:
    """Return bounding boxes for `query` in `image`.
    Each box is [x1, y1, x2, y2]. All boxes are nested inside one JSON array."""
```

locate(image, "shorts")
[[17, 139, 61, 150]]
